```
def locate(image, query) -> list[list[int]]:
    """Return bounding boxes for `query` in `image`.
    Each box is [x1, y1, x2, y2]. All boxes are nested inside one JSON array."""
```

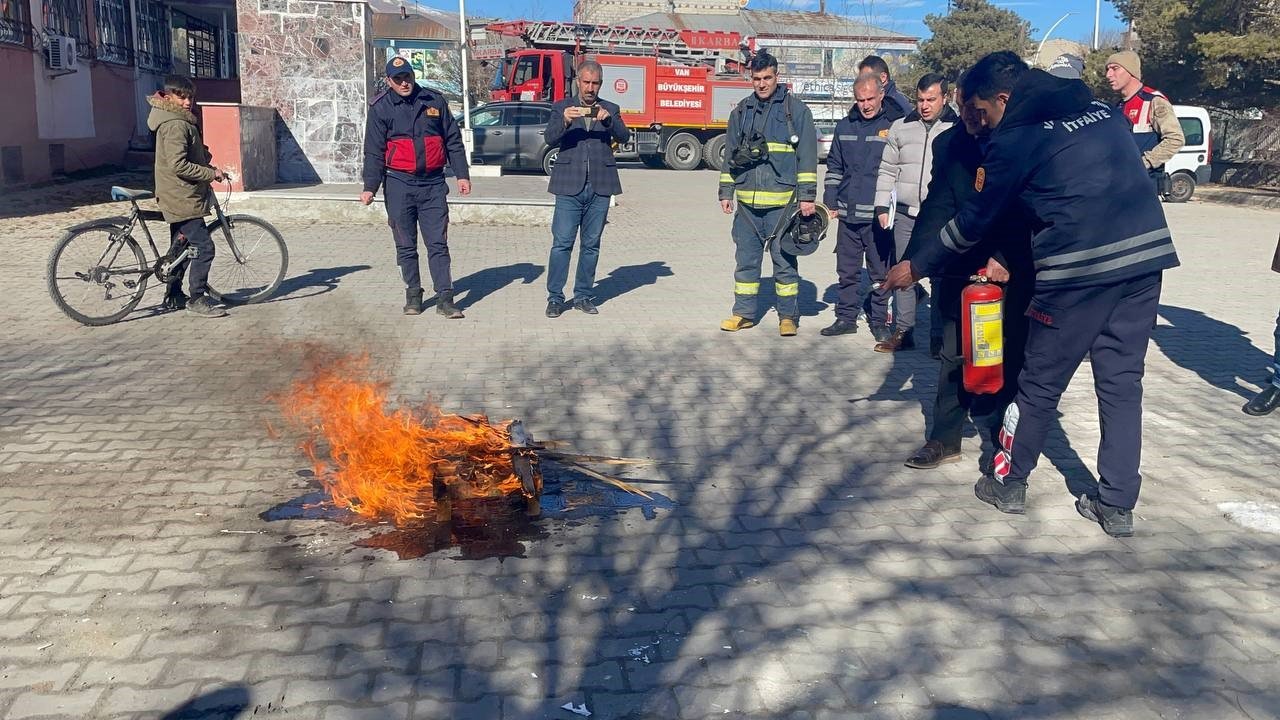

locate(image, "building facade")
[[574, 0, 740, 27], [0, 0, 238, 185]]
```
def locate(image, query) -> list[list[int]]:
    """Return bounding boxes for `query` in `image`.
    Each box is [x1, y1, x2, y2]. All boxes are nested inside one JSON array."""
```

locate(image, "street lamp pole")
[[1037, 12, 1076, 66], [1093, 0, 1101, 51], [457, 0, 473, 163]]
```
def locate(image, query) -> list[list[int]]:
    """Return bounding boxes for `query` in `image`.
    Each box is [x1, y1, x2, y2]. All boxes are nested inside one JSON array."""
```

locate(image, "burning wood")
[[277, 355, 653, 530]]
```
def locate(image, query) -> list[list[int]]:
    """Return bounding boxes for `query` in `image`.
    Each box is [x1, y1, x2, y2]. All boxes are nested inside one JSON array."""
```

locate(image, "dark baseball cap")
[[1047, 54, 1084, 79], [386, 55, 413, 77]]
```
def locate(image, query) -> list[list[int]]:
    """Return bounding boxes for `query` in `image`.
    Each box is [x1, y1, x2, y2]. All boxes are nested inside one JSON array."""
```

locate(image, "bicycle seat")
[[110, 186, 154, 202]]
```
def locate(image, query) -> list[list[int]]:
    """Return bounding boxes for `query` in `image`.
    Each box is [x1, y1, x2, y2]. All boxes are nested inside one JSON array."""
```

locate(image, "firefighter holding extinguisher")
[[898, 81, 1032, 478], [885, 52, 1179, 538], [361, 56, 472, 317]]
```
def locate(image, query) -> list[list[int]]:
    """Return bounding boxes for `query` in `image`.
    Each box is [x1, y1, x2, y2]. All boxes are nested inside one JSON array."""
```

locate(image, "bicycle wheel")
[[47, 223, 149, 326], [205, 214, 288, 305]]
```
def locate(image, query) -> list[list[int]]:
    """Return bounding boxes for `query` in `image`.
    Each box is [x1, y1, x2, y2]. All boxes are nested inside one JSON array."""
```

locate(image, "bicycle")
[[46, 184, 289, 326]]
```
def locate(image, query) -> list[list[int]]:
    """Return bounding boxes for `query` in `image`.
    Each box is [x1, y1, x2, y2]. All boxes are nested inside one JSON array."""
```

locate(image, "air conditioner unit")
[[45, 35, 78, 72]]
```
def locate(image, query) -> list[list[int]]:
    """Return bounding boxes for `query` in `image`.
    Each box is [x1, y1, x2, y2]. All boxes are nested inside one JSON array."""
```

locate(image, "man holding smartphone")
[[543, 60, 631, 317]]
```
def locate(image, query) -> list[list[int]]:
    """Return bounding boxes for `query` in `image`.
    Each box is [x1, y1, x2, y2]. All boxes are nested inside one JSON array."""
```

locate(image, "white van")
[[1164, 105, 1212, 202]]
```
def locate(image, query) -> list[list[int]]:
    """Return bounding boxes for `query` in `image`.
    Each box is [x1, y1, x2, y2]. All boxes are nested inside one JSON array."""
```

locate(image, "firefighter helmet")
[[777, 203, 830, 256]]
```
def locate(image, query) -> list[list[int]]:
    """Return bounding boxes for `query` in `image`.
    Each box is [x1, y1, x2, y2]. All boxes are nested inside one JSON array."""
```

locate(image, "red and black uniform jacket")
[[362, 85, 469, 193]]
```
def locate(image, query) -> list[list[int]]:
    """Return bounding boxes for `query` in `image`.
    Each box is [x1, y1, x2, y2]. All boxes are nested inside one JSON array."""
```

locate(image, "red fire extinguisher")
[[961, 269, 1004, 394]]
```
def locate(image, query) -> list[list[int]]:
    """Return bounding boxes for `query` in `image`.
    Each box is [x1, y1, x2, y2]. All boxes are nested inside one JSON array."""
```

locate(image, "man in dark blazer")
[[543, 60, 631, 317]]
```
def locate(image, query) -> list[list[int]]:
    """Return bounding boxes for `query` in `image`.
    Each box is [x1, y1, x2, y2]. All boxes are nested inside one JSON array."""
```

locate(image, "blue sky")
[[412, 0, 1126, 47]]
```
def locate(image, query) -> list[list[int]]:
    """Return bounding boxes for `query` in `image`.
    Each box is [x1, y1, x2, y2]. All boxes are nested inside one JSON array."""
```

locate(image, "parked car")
[[467, 101, 559, 175], [816, 120, 836, 163], [1164, 105, 1212, 203]]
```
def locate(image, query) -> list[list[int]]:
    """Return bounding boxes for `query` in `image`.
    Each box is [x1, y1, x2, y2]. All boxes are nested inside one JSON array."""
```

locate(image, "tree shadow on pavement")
[[226, 334, 1280, 720], [1152, 304, 1275, 401], [159, 684, 250, 719], [592, 261, 674, 306], [10, 327, 1279, 720], [454, 262, 544, 310], [269, 265, 373, 303]]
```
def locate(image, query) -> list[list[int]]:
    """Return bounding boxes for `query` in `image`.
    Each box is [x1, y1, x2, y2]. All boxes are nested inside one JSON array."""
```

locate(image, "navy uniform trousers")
[[994, 271, 1163, 510], [384, 174, 451, 293], [834, 221, 893, 325]]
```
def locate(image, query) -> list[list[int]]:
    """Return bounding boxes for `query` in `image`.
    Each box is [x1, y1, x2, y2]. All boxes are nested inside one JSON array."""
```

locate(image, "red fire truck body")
[[486, 21, 756, 170]]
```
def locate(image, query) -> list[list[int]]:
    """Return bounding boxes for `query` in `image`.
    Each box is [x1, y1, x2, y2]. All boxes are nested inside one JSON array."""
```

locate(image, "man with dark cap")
[[1046, 53, 1084, 80], [361, 55, 471, 317]]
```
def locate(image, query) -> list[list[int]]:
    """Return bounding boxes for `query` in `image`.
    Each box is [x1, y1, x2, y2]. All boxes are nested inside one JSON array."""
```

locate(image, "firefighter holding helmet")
[[718, 51, 819, 336]]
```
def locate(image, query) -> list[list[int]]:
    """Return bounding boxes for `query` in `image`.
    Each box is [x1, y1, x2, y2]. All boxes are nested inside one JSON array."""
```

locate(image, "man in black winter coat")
[[899, 84, 1033, 476], [885, 51, 1179, 538]]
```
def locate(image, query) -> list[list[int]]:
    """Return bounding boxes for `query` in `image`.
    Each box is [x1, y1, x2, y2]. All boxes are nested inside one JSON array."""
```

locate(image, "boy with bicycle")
[[147, 74, 227, 317]]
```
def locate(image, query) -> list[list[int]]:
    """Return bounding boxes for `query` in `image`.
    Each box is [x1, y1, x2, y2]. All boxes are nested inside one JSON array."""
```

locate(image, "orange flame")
[[278, 355, 523, 525]]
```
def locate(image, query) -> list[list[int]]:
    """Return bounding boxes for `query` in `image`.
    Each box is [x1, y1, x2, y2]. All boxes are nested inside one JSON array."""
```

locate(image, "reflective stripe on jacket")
[[823, 102, 905, 222], [911, 70, 1179, 291], [718, 86, 818, 209]]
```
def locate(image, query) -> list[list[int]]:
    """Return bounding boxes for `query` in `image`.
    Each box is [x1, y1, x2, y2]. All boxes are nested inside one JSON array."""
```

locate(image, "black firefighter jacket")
[[910, 70, 1179, 291]]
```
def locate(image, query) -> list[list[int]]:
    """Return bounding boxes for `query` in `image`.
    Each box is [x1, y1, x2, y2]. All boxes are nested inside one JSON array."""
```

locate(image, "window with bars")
[[93, 0, 131, 64], [1, 0, 32, 47], [42, 0, 91, 57], [182, 14, 217, 78], [135, 0, 170, 72]]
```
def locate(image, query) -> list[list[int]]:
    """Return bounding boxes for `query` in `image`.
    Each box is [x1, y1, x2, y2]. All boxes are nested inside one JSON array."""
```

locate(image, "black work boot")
[[820, 318, 858, 336], [403, 288, 424, 315], [974, 475, 1026, 514], [1243, 385, 1280, 416], [1075, 494, 1134, 537], [436, 290, 464, 319], [871, 324, 892, 343]]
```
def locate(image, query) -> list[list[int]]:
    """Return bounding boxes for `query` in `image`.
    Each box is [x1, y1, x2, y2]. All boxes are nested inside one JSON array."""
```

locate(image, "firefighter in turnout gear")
[[361, 56, 471, 317], [718, 52, 819, 337]]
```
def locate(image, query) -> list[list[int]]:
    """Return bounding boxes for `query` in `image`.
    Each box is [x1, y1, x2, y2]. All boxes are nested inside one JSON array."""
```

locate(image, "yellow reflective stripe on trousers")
[[796, 172, 817, 183], [735, 189, 795, 207], [719, 173, 734, 184], [766, 142, 795, 153], [776, 282, 799, 297], [735, 281, 760, 295]]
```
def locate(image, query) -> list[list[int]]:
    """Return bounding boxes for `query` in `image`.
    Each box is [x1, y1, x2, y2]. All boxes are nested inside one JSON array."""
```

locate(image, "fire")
[[278, 355, 528, 526]]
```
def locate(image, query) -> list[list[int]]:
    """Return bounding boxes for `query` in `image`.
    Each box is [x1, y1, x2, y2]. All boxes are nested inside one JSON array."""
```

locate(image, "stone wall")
[[237, 0, 375, 184]]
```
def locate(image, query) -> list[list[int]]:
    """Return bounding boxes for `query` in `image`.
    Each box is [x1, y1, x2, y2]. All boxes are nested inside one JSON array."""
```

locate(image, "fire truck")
[[485, 20, 757, 171]]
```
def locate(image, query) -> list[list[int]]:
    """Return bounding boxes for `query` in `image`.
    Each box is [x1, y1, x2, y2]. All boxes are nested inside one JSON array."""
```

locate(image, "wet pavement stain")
[[260, 465, 676, 560]]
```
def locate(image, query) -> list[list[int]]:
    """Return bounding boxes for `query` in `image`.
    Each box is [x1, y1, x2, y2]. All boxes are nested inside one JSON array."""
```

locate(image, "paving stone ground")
[[1, 167, 1279, 720]]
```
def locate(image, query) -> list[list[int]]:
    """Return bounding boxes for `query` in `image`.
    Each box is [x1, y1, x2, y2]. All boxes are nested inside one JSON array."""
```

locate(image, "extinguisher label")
[[969, 300, 1004, 367]]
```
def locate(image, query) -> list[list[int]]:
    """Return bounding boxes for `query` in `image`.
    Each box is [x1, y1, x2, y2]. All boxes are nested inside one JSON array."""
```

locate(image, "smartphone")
[[580, 104, 600, 116]]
